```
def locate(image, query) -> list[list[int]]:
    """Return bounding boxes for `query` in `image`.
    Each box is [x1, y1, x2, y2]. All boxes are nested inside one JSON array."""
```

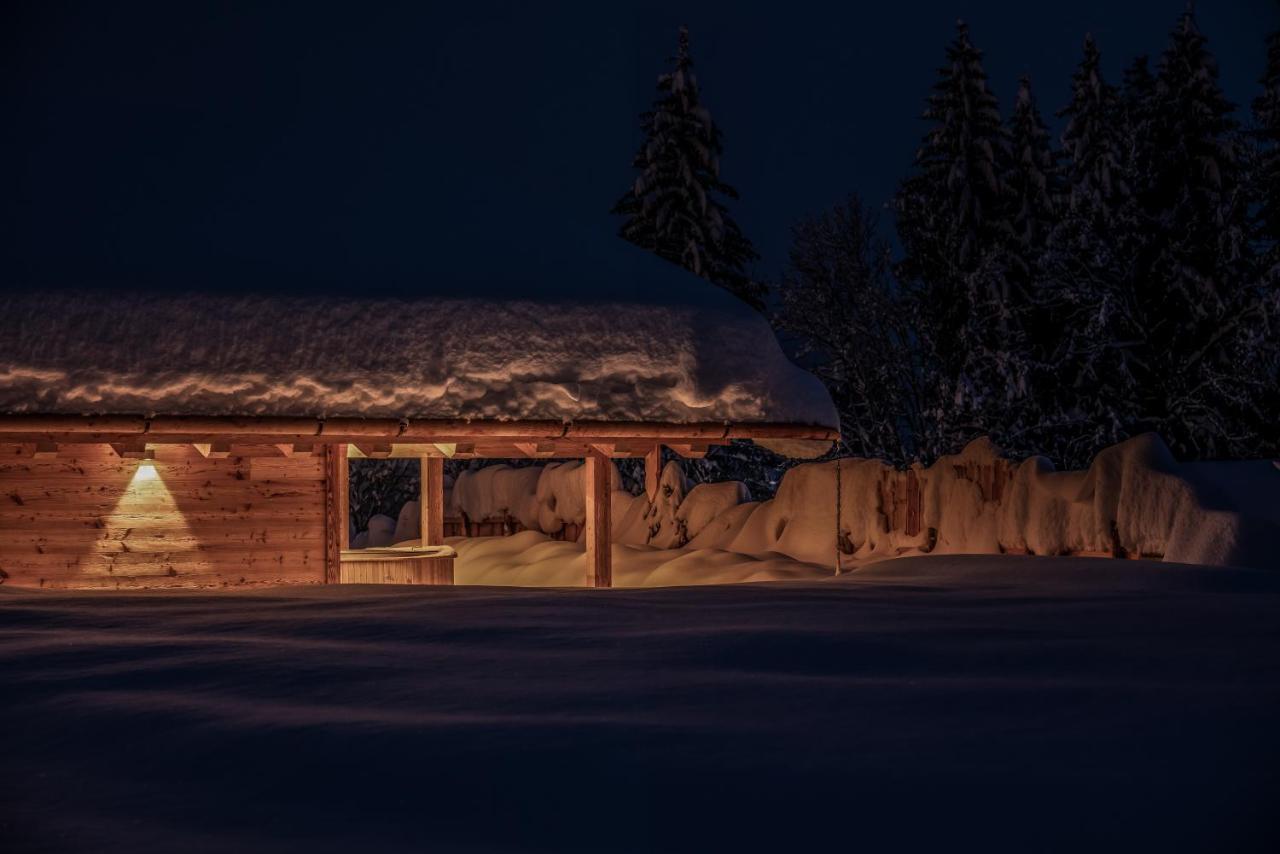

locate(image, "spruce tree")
[[1059, 35, 1127, 219], [1042, 37, 1143, 467], [1002, 75, 1069, 459], [1253, 30, 1280, 254], [1120, 55, 1158, 198], [1134, 10, 1257, 458], [895, 21, 1018, 460], [1248, 30, 1280, 457], [1004, 75, 1059, 287], [613, 27, 763, 309]]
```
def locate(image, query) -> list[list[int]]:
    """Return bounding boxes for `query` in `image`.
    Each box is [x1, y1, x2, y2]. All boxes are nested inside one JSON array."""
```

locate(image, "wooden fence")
[[876, 459, 1015, 538], [446, 513, 581, 542]]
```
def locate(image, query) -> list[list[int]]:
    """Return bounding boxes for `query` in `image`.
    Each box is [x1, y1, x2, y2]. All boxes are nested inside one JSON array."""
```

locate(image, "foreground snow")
[[449, 530, 833, 586], [3, 555, 1278, 852]]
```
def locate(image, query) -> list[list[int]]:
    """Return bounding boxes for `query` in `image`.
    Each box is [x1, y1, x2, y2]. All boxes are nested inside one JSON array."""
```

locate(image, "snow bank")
[[692, 434, 1279, 570], [450, 464, 544, 530], [0, 290, 837, 427], [432, 434, 1280, 572]]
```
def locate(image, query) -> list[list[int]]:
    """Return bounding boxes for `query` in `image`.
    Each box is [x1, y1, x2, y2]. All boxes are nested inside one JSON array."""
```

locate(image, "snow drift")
[[0, 290, 837, 428], [6, 556, 1279, 851], [430, 434, 1280, 573]]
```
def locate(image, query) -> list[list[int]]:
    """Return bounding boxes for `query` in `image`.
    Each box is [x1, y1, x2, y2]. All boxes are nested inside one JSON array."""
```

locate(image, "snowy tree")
[[895, 21, 1027, 460], [1120, 10, 1264, 459], [1029, 17, 1278, 466], [1035, 36, 1144, 467], [1004, 75, 1060, 291], [1059, 35, 1127, 220], [613, 27, 763, 309], [774, 195, 923, 461], [1119, 54, 1158, 200], [896, 21, 1008, 292], [1247, 30, 1280, 456], [1253, 30, 1280, 256]]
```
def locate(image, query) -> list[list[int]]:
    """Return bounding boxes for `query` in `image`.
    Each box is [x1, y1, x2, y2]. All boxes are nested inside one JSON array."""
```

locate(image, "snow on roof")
[[0, 287, 838, 428]]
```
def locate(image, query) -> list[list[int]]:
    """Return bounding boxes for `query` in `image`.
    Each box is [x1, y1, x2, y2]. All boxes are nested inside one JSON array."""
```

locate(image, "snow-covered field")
[[3, 555, 1278, 853]]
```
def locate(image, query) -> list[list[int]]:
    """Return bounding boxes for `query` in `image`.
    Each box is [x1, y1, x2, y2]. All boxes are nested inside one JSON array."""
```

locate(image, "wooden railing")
[[445, 513, 582, 542]]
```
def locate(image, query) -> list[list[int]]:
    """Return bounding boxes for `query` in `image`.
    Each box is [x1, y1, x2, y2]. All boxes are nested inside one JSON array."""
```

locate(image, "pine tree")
[[1004, 75, 1060, 288], [1120, 54, 1158, 198], [1037, 35, 1143, 467], [895, 21, 1019, 460], [897, 21, 1008, 289], [1253, 30, 1280, 254], [612, 27, 763, 309], [1131, 10, 1259, 458], [1001, 74, 1071, 459], [1059, 35, 1127, 219], [1247, 30, 1280, 457]]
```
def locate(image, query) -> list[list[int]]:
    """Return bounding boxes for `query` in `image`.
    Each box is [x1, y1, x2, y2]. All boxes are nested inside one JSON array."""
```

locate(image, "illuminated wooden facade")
[[0, 415, 836, 589]]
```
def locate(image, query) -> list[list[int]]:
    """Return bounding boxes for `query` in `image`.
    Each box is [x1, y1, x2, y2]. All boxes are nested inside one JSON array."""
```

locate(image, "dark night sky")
[[3, 1, 1277, 304]]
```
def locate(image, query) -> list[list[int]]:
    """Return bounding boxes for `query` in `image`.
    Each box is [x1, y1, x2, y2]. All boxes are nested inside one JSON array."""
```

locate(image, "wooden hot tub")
[[339, 546, 456, 585]]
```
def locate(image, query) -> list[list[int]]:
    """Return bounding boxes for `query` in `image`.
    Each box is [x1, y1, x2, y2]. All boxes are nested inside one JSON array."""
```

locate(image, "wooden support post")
[[644, 444, 662, 502], [323, 443, 349, 583], [584, 450, 612, 588], [420, 456, 445, 547]]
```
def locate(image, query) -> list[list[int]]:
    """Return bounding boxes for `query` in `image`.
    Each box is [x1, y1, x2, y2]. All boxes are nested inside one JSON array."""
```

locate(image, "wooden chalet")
[[0, 271, 838, 590]]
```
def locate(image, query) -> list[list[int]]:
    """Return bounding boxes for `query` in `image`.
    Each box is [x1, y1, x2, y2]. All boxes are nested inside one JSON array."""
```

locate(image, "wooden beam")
[[319, 417, 406, 438], [353, 442, 393, 459], [194, 440, 232, 459], [566, 421, 728, 440], [644, 444, 662, 501], [0, 415, 148, 434], [224, 443, 290, 458], [667, 442, 711, 459], [0, 414, 840, 444], [513, 441, 557, 458], [323, 444, 349, 583], [109, 441, 153, 460], [421, 456, 445, 548], [584, 450, 612, 588], [32, 440, 59, 459], [150, 415, 322, 436]]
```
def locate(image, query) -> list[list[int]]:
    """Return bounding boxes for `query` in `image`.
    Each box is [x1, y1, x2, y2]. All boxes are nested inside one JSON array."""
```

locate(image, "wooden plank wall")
[[0, 443, 327, 589]]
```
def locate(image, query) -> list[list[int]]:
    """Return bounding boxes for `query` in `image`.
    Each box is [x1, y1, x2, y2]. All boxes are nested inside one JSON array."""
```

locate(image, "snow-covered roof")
[[0, 283, 838, 429]]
